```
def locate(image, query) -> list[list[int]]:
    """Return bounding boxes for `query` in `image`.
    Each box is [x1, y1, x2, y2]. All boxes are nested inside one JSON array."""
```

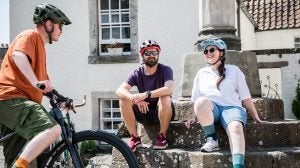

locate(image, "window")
[[88, 0, 139, 64], [295, 37, 300, 48], [100, 0, 131, 54], [100, 99, 122, 134]]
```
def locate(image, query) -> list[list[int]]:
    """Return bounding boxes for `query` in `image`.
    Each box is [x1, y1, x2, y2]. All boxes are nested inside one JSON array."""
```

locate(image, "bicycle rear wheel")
[[42, 130, 138, 168]]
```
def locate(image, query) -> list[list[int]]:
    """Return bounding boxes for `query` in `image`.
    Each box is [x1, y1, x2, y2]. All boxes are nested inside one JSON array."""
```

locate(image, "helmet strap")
[[43, 22, 55, 44]]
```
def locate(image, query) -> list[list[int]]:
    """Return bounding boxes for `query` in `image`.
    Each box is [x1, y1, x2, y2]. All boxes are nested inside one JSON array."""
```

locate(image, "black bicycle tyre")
[[42, 130, 138, 168]]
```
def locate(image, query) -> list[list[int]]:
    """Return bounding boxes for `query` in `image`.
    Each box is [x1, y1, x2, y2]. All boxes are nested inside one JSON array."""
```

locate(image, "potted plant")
[[106, 42, 124, 55]]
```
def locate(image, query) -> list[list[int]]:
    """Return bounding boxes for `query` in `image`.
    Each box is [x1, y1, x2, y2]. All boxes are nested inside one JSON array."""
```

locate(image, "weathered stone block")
[[173, 97, 284, 121], [134, 147, 300, 168], [138, 120, 300, 149]]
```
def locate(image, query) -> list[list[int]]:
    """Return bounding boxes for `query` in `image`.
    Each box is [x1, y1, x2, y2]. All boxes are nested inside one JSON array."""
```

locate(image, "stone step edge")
[[134, 146, 300, 167], [138, 120, 300, 148]]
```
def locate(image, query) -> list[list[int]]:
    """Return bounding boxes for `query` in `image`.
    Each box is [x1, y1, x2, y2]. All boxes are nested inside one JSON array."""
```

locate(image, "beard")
[[143, 58, 158, 67]]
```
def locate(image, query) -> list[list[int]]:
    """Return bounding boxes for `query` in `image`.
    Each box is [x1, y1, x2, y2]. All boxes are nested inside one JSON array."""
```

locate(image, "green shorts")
[[0, 98, 57, 139]]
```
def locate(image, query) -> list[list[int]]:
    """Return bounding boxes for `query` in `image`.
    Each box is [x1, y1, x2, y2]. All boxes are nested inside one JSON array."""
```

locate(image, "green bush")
[[80, 140, 97, 154], [292, 79, 300, 119]]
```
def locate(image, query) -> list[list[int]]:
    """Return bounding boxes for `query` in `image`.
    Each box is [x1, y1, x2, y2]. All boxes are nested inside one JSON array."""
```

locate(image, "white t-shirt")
[[191, 64, 251, 108]]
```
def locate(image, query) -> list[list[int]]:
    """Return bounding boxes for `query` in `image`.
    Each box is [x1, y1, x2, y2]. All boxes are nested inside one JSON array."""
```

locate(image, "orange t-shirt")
[[0, 29, 49, 104]]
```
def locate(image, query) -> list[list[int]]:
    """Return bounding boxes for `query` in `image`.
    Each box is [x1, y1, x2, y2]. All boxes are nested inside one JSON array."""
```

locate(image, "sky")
[[0, 0, 9, 44]]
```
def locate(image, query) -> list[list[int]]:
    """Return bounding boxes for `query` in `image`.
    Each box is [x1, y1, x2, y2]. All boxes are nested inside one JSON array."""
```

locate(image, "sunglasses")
[[144, 51, 159, 56], [203, 47, 217, 54]]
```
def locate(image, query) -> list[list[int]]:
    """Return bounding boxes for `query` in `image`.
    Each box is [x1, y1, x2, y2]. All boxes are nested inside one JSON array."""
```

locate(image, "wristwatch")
[[146, 90, 152, 99]]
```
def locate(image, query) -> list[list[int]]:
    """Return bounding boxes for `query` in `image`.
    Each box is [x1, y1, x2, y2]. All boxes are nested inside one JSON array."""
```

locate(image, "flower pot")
[[107, 47, 123, 55]]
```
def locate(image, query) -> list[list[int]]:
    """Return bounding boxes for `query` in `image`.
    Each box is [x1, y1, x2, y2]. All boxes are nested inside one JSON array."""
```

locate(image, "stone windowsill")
[[88, 54, 139, 64]]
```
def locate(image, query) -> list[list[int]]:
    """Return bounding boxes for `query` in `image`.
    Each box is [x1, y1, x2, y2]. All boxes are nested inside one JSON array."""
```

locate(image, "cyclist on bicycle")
[[0, 3, 71, 168]]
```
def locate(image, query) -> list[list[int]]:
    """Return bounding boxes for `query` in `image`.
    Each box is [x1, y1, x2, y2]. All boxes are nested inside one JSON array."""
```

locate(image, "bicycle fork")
[[52, 108, 84, 168]]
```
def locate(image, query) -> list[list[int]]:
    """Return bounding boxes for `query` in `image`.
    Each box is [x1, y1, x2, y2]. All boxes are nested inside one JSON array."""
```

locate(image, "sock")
[[232, 153, 245, 168], [15, 157, 29, 168], [202, 124, 217, 140]]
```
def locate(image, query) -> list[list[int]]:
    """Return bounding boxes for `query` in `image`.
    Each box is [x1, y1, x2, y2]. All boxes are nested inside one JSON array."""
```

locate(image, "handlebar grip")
[[36, 83, 45, 90]]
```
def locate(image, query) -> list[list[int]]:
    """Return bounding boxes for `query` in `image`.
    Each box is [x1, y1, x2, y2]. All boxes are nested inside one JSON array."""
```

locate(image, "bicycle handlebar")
[[36, 83, 86, 112]]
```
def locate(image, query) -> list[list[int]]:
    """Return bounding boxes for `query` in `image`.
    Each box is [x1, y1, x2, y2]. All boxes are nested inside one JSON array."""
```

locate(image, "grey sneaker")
[[200, 137, 220, 152]]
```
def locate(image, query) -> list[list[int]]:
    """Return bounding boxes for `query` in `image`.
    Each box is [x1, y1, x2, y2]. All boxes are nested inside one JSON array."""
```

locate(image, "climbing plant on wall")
[[292, 79, 300, 119]]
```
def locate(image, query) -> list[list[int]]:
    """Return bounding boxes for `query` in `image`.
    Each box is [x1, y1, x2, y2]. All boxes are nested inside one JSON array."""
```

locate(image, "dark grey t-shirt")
[[126, 63, 173, 106]]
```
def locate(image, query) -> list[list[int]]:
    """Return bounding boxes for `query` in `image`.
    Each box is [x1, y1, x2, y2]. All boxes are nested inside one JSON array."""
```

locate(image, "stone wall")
[[252, 48, 300, 119]]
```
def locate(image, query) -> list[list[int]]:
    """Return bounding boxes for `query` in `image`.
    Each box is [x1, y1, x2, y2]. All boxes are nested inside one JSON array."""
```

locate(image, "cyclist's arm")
[[12, 51, 52, 92], [12, 51, 39, 86], [150, 80, 174, 98], [116, 82, 133, 101]]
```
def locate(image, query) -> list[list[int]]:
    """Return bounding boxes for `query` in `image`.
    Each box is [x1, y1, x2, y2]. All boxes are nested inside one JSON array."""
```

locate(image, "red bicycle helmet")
[[139, 40, 161, 55]]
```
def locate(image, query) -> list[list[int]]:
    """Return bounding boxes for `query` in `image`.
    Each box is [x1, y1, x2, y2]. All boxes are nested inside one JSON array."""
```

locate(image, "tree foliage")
[[292, 79, 300, 119]]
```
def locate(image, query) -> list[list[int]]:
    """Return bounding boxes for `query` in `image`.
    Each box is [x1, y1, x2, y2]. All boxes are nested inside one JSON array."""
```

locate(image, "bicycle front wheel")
[[42, 130, 138, 168]]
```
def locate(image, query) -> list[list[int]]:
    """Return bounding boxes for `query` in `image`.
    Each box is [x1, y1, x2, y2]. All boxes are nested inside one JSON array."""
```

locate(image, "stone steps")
[[173, 97, 284, 121], [139, 120, 300, 149], [114, 96, 300, 167], [135, 146, 300, 168]]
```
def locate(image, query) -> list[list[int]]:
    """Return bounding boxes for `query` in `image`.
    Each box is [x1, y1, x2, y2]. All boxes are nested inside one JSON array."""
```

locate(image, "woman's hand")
[[185, 118, 197, 129]]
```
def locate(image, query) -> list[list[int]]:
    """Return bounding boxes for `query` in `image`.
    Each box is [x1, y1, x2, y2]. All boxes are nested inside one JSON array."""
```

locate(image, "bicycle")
[[0, 85, 138, 168]]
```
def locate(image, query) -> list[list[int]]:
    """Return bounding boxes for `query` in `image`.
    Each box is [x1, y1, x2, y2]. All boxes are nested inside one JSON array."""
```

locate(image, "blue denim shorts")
[[212, 102, 247, 129]]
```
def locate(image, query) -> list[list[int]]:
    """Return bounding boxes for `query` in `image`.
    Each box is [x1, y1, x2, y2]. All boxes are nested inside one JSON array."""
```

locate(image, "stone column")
[[197, 0, 241, 51]]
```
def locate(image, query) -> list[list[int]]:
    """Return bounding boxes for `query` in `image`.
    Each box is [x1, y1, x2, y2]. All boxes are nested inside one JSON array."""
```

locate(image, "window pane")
[[104, 121, 112, 129], [102, 28, 110, 40], [101, 0, 109, 10], [102, 100, 111, 108], [123, 43, 131, 52], [111, 14, 119, 23], [111, 0, 119, 9], [295, 38, 300, 43], [113, 111, 121, 118], [122, 27, 130, 39], [121, 0, 129, 9], [121, 13, 129, 22], [112, 100, 119, 108], [112, 27, 120, 39], [103, 109, 111, 118], [113, 121, 122, 129], [101, 15, 109, 23]]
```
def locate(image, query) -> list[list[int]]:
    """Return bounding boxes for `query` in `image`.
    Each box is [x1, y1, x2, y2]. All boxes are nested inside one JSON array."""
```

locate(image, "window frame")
[[88, 0, 139, 64], [100, 98, 122, 134], [295, 37, 300, 48]]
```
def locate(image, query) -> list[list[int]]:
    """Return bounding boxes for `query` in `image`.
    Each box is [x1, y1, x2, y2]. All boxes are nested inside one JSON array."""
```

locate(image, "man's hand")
[[130, 93, 147, 103], [136, 101, 149, 113]]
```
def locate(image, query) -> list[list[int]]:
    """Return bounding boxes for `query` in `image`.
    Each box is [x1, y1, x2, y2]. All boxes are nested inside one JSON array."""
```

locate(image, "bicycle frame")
[[1, 88, 138, 168], [47, 91, 85, 167]]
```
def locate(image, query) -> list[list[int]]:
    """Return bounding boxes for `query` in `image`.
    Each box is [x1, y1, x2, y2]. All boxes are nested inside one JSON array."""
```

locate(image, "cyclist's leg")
[[18, 124, 61, 163], [1, 125, 27, 167], [157, 96, 174, 136], [119, 99, 138, 137], [0, 98, 59, 167]]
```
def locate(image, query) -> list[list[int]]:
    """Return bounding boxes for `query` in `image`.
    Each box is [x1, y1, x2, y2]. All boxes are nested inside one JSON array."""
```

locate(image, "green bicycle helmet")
[[33, 3, 71, 25]]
